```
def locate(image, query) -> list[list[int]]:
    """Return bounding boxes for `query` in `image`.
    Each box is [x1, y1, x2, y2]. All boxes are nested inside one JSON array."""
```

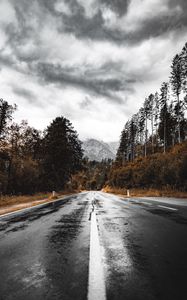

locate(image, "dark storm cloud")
[[53, 0, 187, 44], [12, 86, 36, 103], [37, 62, 134, 103], [5, 0, 187, 64], [4, 0, 187, 57], [7, 3, 33, 45], [100, 0, 130, 16], [0, 51, 15, 69]]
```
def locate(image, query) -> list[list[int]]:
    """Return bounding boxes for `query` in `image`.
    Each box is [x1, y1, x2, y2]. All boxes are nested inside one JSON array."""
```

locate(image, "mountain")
[[108, 141, 119, 155], [82, 139, 118, 161]]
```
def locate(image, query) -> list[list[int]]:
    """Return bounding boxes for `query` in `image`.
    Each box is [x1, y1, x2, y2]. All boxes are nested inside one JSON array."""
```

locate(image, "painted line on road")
[[158, 205, 178, 211], [88, 209, 106, 300]]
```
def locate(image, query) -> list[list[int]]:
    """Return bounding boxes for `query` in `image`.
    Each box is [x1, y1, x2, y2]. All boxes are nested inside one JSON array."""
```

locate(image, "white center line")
[[88, 210, 106, 300], [158, 205, 178, 211]]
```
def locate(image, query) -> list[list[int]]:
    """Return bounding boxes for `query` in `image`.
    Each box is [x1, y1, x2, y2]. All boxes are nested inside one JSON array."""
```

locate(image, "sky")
[[0, 0, 187, 142]]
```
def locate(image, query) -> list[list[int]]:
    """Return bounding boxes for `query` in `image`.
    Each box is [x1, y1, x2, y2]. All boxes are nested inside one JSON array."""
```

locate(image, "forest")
[[0, 103, 83, 195], [108, 42, 187, 192], [0, 42, 187, 197]]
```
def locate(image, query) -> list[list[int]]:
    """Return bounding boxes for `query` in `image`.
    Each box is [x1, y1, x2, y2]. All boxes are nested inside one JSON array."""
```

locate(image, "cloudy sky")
[[0, 0, 187, 142]]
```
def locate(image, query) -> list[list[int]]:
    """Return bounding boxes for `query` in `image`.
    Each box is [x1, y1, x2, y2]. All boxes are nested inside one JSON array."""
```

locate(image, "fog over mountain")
[[82, 139, 118, 161]]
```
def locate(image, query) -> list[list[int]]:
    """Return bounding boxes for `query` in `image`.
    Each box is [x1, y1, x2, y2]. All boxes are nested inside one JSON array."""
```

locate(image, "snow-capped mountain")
[[82, 139, 118, 161]]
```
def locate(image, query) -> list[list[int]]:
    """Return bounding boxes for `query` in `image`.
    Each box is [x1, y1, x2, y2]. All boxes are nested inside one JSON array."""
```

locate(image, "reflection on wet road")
[[0, 192, 187, 300]]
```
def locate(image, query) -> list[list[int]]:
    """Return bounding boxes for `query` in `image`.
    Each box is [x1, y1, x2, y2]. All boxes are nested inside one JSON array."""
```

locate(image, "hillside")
[[82, 139, 118, 161], [107, 141, 187, 192]]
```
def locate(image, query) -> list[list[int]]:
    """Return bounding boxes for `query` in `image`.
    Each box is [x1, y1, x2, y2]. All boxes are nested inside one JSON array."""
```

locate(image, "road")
[[0, 192, 187, 300]]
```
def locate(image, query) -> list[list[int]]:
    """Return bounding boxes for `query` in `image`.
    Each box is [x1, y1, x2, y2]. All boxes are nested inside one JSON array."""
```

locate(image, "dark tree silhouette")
[[170, 54, 183, 143], [42, 117, 83, 190]]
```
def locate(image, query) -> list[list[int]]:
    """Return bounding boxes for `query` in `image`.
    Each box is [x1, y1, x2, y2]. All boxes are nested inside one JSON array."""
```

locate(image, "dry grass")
[[103, 185, 187, 199], [0, 190, 78, 216], [0, 193, 51, 208]]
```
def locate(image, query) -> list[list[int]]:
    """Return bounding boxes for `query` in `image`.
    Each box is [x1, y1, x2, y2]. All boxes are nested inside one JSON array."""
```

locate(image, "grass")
[[103, 186, 187, 198], [0, 190, 78, 215], [0, 193, 51, 208]]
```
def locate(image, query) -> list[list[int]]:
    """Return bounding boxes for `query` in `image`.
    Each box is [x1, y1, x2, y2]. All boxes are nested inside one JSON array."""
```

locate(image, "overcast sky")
[[0, 0, 187, 142]]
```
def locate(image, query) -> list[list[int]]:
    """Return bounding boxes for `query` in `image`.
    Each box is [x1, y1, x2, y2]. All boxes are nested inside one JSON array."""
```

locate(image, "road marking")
[[158, 205, 178, 211], [88, 209, 106, 300]]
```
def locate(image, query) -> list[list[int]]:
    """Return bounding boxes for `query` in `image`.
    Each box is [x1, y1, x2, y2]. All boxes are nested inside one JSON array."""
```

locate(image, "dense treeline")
[[116, 42, 187, 163], [0, 99, 83, 195], [111, 42, 187, 191], [71, 159, 112, 191], [108, 142, 187, 191]]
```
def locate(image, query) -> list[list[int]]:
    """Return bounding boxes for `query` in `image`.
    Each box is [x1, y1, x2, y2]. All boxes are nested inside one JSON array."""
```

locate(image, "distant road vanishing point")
[[0, 192, 187, 300]]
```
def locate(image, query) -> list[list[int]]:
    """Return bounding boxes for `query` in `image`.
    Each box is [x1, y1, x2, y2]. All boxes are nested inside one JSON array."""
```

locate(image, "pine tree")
[[143, 97, 152, 157], [43, 117, 83, 190], [170, 54, 183, 143], [180, 42, 187, 94], [116, 126, 129, 165], [159, 82, 169, 153], [158, 103, 175, 151], [137, 107, 145, 156], [154, 92, 160, 147], [0, 99, 16, 140], [147, 94, 155, 153], [128, 117, 136, 161]]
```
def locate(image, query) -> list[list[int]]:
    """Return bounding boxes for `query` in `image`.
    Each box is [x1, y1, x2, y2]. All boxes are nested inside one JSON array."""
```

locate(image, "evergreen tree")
[[159, 82, 169, 152], [180, 42, 187, 94], [170, 54, 183, 143], [116, 126, 129, 165], [158, 103, 175, 151], [147, 94, 155, 153], [0, 99, 16, 140], [154, 92, 160, 147], [129, 114, 138, 161], [42, 116, 83, 190], [143, 97, 151, 157], [137, 107, 145, 156]]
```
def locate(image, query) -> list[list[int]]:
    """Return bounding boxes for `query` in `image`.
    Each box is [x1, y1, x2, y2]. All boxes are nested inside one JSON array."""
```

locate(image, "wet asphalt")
[[0, 191, 187, 300]]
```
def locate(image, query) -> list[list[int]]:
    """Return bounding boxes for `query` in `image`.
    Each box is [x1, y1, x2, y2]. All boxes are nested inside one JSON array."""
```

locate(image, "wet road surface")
[[0, 192, 187, 300]]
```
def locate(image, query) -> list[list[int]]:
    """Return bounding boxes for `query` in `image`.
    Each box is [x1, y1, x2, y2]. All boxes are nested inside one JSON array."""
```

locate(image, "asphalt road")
[[0, 192, 187, 300]]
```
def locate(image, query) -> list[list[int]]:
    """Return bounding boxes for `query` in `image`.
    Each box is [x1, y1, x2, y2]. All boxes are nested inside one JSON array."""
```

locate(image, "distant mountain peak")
[[82, 139, 118, 162]]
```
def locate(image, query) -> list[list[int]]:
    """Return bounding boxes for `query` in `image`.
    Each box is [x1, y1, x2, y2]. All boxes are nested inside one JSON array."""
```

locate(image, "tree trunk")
[[164, 119, 166, 154], [145, 118, 147, 157], [151, 114, 154, 153], [177, 94, 181, 143]]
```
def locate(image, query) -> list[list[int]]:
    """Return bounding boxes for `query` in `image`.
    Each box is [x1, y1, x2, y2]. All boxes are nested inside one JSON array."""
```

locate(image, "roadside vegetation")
[[0, 100, 83, 199], [106, 142, 187, 195], [107, 42, 187, 195]]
